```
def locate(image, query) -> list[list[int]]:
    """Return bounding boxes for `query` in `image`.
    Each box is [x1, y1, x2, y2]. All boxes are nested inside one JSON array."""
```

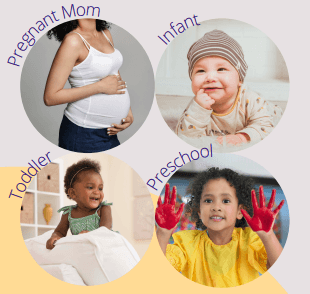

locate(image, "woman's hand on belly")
[[96, 74, 127, 95], [107, 108, 134, 135]]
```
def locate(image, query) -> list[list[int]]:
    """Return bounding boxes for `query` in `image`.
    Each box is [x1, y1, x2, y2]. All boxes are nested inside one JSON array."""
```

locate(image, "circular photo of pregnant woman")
[[155, 18, 289, 153], [20, 152, 154, 286], [21, 19, 154, 153]]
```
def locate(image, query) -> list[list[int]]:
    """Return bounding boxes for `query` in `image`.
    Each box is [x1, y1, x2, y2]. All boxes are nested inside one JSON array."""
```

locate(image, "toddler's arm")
[[99, 205, 112, 230], [241, 186, 284, 269], [155, 184, 184, 254], [46, 214, 69, 249]]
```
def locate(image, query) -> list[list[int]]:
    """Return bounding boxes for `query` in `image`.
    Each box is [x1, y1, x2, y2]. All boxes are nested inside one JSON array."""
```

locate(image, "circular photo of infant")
[[20, 18, 154, 153], [155, 19, 289, 152], [20, 152, 154, 286]]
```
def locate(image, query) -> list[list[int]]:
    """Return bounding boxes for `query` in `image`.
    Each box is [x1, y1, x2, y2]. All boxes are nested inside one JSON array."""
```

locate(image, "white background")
[[2, 0, 310, 292]]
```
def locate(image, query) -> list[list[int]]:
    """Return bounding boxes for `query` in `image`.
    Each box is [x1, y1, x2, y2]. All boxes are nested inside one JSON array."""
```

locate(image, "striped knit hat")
[[187, 30, 248, 81]]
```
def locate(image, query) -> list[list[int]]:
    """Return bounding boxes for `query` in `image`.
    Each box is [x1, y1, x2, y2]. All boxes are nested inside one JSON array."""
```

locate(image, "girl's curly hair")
[[185, 167, 255, 230], [47, 19, 111, 42], [64, 158, 101, 199]]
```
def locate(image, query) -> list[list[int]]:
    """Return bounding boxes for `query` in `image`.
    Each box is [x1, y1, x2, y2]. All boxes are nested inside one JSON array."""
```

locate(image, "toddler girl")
[[176, 30, 283, 146], [46, 159, 112, 249], [156, 168, 284, 287]]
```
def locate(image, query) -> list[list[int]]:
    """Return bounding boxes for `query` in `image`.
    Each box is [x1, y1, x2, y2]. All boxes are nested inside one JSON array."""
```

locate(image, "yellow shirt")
[[166, 227, 267, 288]]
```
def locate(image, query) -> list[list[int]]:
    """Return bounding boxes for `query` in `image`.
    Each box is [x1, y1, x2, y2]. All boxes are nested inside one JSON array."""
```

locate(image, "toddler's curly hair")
[[64, 158, 101, 199], [185, 167, 255, 230]]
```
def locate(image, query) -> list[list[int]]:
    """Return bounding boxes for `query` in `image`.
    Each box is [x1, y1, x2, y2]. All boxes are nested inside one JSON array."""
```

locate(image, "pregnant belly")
[[65, 89, 131, 128]]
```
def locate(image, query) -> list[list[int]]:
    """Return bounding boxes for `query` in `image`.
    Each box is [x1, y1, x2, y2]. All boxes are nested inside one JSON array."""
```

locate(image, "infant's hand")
[[194, 89, 215, 110], [217, 133, 250, 146], [78, 230, 89, 234], [46, 235, 61, 250]]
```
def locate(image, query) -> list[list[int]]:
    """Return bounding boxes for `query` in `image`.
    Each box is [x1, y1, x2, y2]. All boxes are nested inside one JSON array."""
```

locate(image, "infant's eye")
[[204, 199, 212, 203], [218, 68, 227, 72], [223, 199, 230, 203]]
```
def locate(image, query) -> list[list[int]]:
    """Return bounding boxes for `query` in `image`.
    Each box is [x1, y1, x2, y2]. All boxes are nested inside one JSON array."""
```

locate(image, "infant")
[[176, 30, 282, 146]]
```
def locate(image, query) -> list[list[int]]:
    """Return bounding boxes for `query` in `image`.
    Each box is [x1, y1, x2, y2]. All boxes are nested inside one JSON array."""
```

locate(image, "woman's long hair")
[[47, 19, 110, 42]]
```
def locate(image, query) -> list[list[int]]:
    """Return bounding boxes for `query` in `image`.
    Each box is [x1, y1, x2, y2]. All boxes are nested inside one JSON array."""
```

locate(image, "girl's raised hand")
[[155, 183, 184, 230], [241, 186, 285, 233]]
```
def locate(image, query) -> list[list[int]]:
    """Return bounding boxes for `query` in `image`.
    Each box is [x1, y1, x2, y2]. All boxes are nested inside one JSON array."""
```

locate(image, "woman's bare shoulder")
[[61, 32, 85, 49], [103, 29, 112, 36]]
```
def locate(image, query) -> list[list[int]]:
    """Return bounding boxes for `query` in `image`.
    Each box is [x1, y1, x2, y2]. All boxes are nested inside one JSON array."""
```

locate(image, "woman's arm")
[[43, 33, 126, 106], [99, 205, 112, 230], [46, 213, 69, 249]]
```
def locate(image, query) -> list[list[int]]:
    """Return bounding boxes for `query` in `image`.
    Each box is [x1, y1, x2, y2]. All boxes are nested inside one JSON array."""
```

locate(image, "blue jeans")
[[59, 115, 120, 153]]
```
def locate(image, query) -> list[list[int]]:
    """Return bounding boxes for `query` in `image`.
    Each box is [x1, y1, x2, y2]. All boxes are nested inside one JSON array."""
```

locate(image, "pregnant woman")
[[44, 19, 133, 153]]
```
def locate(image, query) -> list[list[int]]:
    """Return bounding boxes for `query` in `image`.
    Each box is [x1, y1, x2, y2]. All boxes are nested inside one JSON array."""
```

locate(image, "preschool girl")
[[46, 158, 112, 249], [156, 168, 284, 287]]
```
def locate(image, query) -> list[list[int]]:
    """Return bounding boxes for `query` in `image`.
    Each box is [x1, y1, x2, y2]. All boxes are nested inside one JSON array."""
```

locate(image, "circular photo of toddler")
[[20, 152, 154, 286], [155, 19, 289, 152]]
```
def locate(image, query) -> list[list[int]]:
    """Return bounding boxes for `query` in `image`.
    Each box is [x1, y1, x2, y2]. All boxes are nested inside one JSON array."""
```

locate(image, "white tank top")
[[64, 31, 131, 128]]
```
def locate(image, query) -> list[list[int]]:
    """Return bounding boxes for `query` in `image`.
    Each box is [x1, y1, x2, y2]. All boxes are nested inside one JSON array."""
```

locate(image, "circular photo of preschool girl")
[[20, 153, 154, 286], [21, 19, 154, 153], [155, 154, 289, 288], [155, 19, 289, 152]]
